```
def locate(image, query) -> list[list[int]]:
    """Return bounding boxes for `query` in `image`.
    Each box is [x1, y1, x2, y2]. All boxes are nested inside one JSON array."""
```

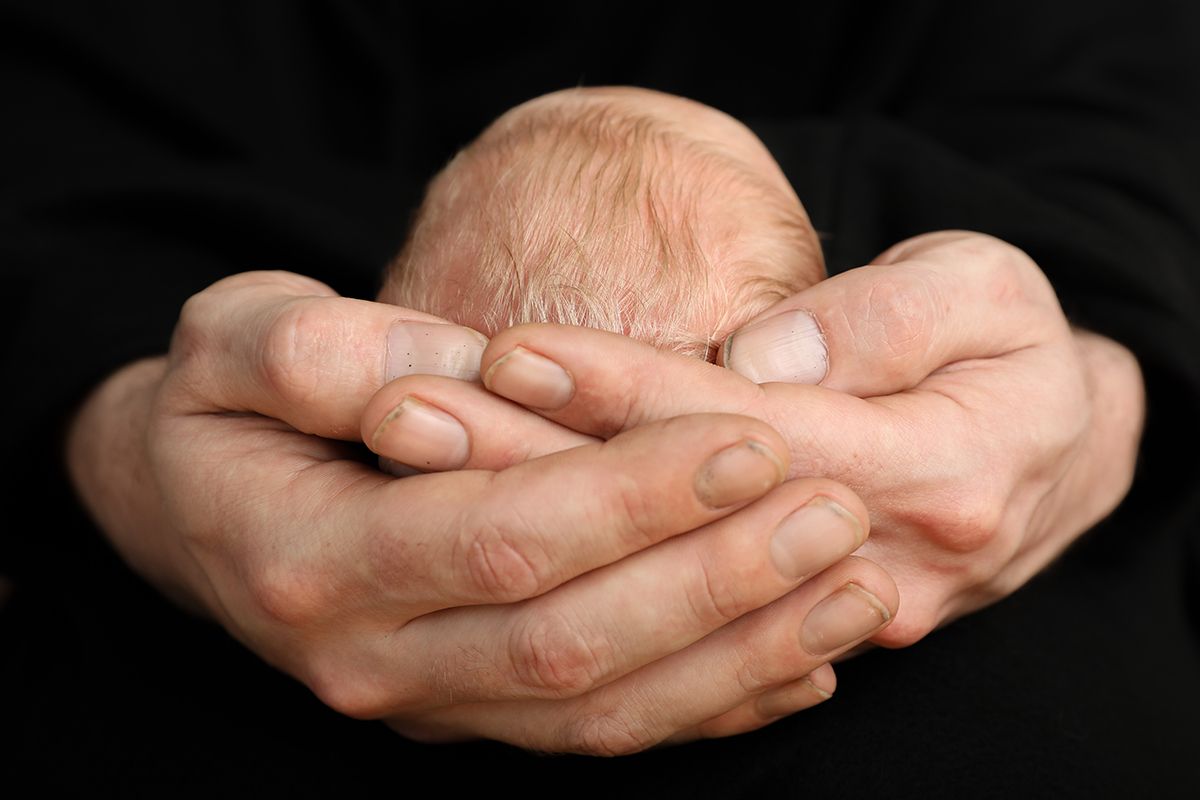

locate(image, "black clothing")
[[3, 2, 1199, 796]]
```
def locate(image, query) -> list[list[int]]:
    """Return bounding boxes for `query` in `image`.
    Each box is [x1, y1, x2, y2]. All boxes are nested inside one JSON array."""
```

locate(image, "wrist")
[[1058, 328, 1146, 534], [65, 357, 207, 614]]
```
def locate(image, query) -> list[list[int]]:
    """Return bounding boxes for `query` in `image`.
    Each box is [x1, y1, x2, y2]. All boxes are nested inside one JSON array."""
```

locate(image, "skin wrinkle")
[[383, 89, 822, 354]]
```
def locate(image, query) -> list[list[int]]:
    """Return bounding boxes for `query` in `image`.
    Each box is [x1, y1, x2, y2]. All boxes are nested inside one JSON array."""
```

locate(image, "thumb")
[[720, 232, 1057, 396], [167, 270, 489, 440]]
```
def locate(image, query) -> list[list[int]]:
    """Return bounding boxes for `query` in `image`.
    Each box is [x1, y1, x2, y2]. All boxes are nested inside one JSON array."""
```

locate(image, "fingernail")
[[769, 498, 865, 581], [800, 583, 890, 656], [694, 439, 785, 509], [483, 346, 574, 409], [755, 676, 833, 719], [724, 310, 827, 385], [386, 322, 488, 382], [806, 662, 837, 697], [371, 397, 469, 472]]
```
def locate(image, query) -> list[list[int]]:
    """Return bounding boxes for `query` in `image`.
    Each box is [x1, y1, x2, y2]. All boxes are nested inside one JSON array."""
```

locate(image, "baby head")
[[380, 87, 822, 360]]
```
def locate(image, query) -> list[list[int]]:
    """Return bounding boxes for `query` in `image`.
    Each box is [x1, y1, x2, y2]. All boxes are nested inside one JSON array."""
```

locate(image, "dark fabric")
[[2, 1, 1198, 796]]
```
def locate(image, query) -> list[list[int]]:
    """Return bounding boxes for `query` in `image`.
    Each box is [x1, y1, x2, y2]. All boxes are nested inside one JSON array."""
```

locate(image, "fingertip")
[[479, 322, 559, 375], [368, 395, 471, 472], [838, 555, 901, 622], [694, 436, 787, 509], [723, 308, 829, 386], [361, 380, 406, 446], [482, 345, 575, 410], [754, 669, 836, 719], [686, 413, 793, 506], [798, 557, 899, 658], [798, 479, 871, 544], [806, 662, 837, 698], [386, 321, 488, 383]]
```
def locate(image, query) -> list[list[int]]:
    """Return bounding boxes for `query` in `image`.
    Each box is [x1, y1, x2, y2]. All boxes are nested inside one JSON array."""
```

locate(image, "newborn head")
[[381, 87, 822, 360]]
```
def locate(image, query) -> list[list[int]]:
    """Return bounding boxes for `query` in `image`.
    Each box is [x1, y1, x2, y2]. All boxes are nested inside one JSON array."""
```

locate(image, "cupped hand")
[[65, 271, 897, 754], [367, 231, 1144, 647]]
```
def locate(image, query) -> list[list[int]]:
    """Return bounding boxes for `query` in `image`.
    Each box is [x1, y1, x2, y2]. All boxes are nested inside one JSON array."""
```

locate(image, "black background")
[[2, 2, 1199, 796]]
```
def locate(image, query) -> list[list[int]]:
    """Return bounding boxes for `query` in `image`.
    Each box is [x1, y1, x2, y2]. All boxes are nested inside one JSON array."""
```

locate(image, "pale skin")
[[371, 89, 1144, 652], [373, 230, 1145, 653], [66, 272, 897, 755], [64, 91, 1144, 754], [65, 233, 1144, 753]]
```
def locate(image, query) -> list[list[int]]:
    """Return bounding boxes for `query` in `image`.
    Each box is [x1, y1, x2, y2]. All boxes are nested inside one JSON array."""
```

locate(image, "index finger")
[[235, 412, 793, 632], [479, 323, 768, 440], [379, 413, 789, 613], [472, 323, 925, 496]]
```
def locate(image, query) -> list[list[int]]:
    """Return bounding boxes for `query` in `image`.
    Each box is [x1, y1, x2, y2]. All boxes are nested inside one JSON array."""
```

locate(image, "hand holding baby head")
[[65, 84, 1142, 755], [369, 87, 1141, 657], [370, 84, 832, 470], [66, 88, 895, 755]]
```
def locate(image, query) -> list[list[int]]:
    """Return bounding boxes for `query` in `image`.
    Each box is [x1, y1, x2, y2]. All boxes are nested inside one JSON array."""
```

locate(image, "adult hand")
[[65, 271, 898, 754], [368, 231, 1144, 646]]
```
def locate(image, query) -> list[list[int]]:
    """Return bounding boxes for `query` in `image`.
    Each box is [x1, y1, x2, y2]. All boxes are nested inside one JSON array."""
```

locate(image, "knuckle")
[[171, 290, 219, 369], [247, 559, 335, 630], [599, 460, 661, 551], [307, 659, 390, 720], [685, 551, 749, 628], [989, 236, 1040, 277], [457, 517, 547, 603], [987, 245, 1036, 301], [729, 629, 782, 693], [566, 707, 657, 757], [209, 270, 337, 297], [507, 610, 610, 697], [937, 492, 1005, 554], [967, 235, 1055, 309], [857, 273, 938, 377], [259, 298, 335, 406], [907, 489, 1004, 554], [732, 654, 775, 695], [600, 361, 648, 439]]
